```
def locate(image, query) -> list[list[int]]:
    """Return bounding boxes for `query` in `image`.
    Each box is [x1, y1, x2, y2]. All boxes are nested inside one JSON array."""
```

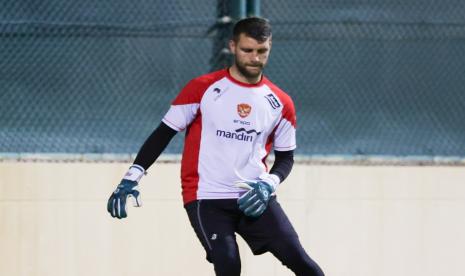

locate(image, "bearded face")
[[234, 54, 264, 79], [230, 34, 271, 81]]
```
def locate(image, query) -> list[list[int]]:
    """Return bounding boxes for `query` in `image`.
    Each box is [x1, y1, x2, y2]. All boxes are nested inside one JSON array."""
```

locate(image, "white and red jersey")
[[162, 69, 296, 204]]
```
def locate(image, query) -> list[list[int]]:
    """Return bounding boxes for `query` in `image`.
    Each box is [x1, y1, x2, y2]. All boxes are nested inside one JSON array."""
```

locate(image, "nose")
[[251, 53, 260, 62]]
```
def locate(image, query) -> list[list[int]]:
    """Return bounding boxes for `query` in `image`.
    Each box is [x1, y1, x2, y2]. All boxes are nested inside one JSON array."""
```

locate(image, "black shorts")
[[184, 196, 299, 259]]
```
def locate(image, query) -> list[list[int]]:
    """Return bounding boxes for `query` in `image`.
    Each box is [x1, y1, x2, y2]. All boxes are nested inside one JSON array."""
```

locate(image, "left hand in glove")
[[236, 180, 275, 218]]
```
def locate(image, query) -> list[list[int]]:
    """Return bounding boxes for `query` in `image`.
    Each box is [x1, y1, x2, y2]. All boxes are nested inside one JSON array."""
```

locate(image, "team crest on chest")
[[237, 103, 252, 118]]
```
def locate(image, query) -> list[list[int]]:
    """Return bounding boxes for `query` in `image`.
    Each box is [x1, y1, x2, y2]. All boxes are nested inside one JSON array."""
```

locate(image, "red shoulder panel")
[[172, 69, 227, 105]]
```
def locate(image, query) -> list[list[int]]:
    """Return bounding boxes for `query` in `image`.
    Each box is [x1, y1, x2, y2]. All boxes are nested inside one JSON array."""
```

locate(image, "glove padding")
[[236, 180, 274, 218], [107, 179, 142, 219]]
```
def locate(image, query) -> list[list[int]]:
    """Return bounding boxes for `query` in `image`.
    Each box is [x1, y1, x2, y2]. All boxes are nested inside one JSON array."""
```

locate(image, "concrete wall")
[[1, 162, 464, 276]]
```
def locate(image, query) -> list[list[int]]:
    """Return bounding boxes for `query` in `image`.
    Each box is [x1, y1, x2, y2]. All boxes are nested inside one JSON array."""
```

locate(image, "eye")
[[242, 48, 253, 53], [257, 49, 268, 54]]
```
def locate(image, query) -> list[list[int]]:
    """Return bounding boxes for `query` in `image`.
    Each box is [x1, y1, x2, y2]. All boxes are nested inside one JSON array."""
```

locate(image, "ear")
[[229, 39, 236, 53]]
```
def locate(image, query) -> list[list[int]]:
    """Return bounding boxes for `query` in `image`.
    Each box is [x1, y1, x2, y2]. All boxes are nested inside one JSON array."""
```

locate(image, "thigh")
[[237, 197, 299, 255], [185, 199, 242, 262]]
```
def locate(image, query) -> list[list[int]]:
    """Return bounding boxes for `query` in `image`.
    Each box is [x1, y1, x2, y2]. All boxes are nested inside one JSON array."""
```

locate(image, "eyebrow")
[[240, 46, 269, 51]]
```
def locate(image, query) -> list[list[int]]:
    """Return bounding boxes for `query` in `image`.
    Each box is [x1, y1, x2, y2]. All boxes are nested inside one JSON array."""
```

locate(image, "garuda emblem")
[[237, 103, 252, 118]]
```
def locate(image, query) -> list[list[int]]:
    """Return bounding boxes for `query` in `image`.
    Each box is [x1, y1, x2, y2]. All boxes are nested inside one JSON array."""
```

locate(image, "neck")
[[229, 64, 262, 84]]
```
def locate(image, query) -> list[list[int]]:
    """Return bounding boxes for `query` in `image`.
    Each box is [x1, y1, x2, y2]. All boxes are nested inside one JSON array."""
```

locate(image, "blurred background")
[[1, 1, 465, 276], [2, 0, 465, 160]]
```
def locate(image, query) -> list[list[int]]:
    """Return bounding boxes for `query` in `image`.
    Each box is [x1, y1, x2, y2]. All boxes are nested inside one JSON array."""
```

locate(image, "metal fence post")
[[246, 0, 260, 17]]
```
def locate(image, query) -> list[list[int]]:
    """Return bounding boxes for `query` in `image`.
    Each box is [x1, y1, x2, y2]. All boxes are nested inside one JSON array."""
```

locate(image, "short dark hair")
[[232, 17, 272, 43]]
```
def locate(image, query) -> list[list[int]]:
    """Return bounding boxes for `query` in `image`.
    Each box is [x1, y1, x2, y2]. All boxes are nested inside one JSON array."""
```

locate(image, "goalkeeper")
[[107, 17, 324, 276]]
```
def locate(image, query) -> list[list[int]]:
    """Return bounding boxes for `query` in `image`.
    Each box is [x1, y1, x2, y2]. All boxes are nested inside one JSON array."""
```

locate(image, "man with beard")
[[107, 17, 324, 276]]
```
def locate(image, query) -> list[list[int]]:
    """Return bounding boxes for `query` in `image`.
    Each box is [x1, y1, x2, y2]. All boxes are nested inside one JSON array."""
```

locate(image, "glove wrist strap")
[[123, 164, 145, 182], [259, 172, 280, 191]]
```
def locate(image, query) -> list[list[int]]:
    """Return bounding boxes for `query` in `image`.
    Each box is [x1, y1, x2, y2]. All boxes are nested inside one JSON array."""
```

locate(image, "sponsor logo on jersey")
[[216, 128, 261, 142], [233, 119, 250, 126], [235, 128, 261, 135], [265, 93, 281, 109], [237, 103, 252, 118]]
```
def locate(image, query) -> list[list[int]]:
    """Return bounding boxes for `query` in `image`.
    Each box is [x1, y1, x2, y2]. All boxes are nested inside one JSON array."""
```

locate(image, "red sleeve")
[[172, 78, 207, 105], [172, 70, 227, 105], [280, 93, 297, 128], [264, 78, 297, 151], [163, 70, 227, 131]]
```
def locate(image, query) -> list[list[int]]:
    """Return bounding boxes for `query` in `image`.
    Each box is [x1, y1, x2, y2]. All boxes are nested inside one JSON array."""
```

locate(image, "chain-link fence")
[[263, 0, 465, 159], [0, 0, 216, 155], [1, 0, 465, 161]]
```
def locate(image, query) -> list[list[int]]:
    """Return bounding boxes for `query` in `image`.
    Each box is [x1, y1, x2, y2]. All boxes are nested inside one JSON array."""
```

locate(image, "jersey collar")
[[225, 68, 265, 88]]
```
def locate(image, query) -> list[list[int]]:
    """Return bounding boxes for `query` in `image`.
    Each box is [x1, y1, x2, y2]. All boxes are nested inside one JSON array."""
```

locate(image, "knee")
[[212, 252, 241, 276], [269, 239, 324, 276], [295, 256, 325, 276], [210, 236, 241, 276], [285, 249, 324, 276]]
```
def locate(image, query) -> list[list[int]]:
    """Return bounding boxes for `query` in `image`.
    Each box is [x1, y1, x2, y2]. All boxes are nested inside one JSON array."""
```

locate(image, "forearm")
[[269, 150, 294, 183], [133, 121, 178, 170], [108, 122, 177, 219]]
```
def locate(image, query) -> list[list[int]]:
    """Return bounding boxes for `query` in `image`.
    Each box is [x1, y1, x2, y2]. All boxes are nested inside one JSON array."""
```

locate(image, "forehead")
[[236, 33, 271, 48]]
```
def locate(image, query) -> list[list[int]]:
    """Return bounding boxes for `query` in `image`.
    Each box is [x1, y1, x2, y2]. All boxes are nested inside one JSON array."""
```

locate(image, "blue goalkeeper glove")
[[236, 179, 275, 218], [107, 165, 144, 219]]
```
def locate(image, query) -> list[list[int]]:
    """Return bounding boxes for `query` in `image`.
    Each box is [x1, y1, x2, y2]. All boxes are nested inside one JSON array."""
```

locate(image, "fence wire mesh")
[[1, 0, 465, 162]]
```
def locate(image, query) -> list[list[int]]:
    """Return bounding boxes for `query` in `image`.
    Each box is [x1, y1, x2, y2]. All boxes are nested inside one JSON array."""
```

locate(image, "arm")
[[108, 77, 210, 219], [107, 122, 177, 219], [237, 92, 297, 217], [133, 121, 178, 170], [236, 150, 294, 217], [269, 150, 294, 183]]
